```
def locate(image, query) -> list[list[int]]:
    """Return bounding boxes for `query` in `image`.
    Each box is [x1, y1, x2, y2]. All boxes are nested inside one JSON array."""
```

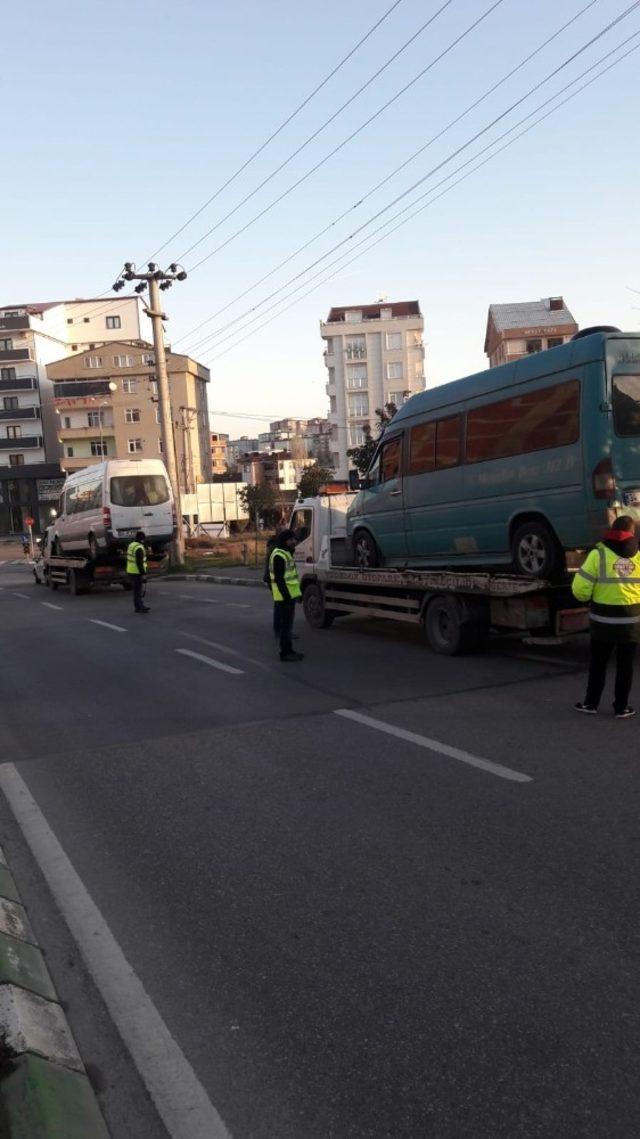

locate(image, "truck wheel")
[[68, 569, 79, 596], [424, 596, 479, 656], [302, 583, 335, 628], [353, 530, 380, 569], [511, 521, 559, 579], [88, 535, 99, 561], [33, 570, 40, 585]]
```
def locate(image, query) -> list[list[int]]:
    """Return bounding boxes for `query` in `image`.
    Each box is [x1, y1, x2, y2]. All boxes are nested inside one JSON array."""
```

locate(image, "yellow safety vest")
[[572, 542, 640, 630], [269, 547, 301, 602], [126, 541, 148, 575]]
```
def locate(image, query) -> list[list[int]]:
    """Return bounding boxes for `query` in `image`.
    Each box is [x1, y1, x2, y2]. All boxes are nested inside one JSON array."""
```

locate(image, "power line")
[[201, 33, 640, 366], [143, 0, 406, 263], [175, 0, 603, 352], [183, 5, 639, 357], [181, 0, 505, 272]]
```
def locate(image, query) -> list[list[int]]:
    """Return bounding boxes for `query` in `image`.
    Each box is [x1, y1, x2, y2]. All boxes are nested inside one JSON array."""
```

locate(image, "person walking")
[[126, 530, 150, 614], [268, 529, 303, 662], [572, 515, 640, 717]]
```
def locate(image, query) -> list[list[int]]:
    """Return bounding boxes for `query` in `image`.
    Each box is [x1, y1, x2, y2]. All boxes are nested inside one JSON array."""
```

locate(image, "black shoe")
[[575, 702, 597, 714], [280, 651, 304, 662], [615, 706, 636, 719]]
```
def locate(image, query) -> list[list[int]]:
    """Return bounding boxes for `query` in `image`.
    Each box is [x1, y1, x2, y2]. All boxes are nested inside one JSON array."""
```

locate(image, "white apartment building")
[[320, 301, 425, 478], [0, 297, 145, 468]]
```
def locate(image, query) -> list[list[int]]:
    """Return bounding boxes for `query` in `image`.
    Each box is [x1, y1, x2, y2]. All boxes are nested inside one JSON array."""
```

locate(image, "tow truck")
[[290, 491, 589, 655], [33, 528, 168, 596]]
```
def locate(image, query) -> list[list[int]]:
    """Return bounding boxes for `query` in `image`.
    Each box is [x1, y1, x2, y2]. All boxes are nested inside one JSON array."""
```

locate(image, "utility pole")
[[113, 261, 187, 566]]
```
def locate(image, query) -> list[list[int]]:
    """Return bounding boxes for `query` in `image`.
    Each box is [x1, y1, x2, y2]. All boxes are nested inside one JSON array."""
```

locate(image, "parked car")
[[52, 459, 175, 560]]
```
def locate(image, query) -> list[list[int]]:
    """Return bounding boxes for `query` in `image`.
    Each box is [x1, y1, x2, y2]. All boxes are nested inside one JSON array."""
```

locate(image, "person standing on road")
[[268, 529, 303, 662], [572, 515, 640, 717], [126, 530, 150, 614]]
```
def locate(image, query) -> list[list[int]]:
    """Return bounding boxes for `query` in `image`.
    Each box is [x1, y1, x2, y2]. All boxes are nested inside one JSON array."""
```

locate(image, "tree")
[[298, 463, 334, 499], [346, 403, 398, 476], [238, 483, 277, 528]]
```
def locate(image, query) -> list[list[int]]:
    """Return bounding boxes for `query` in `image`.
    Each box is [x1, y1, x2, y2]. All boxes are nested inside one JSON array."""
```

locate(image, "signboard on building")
[[37, 477, 65, 502]]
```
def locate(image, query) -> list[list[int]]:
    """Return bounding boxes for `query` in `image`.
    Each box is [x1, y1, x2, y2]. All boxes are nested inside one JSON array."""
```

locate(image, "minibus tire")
[[510, 520, 559, 579], [302, 583, 334, 628], [425, 596, 476, 656], [353, 530, 380, 569]]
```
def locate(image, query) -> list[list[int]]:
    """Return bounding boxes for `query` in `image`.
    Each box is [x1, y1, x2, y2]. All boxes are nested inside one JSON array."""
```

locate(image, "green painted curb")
[[0, 866, 21, 905], [0, 1053, 109, 1138], [0, 932, 57, 1003]]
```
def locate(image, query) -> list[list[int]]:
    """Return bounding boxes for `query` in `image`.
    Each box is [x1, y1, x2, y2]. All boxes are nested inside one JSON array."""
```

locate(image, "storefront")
[[0, 463, 64, 536]]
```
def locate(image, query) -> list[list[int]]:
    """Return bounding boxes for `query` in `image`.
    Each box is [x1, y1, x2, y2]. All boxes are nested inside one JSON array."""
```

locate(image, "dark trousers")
[[274, 599, 295, 657], [585, 639, 637, 712], [130, 575, 145, 611]]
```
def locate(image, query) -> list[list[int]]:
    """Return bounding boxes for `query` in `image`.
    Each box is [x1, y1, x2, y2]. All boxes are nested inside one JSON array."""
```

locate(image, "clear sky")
[[2, 0, 639, 438]]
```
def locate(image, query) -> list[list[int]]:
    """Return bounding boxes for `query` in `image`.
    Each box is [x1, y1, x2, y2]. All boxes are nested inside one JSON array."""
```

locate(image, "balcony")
[[0, 315, 31, 332], [0, 375, 37, 393], [0, 435, 43, 450], [325, 382, 336, 397], [345, 346, 366, 360], [57, 425, 115, 439], [53, 381, 115, 400], [0, 406, 40, 422], [0, 349, 33, 364], [60, 456, 103, 473]]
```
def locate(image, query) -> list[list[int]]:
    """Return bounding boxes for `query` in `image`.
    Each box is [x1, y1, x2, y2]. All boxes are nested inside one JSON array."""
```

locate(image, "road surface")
[[0, 559, 638, 1138]]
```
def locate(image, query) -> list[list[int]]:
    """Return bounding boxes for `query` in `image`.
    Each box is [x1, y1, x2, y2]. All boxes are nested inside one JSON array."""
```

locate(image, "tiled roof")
[[488, 298, 576, 332]]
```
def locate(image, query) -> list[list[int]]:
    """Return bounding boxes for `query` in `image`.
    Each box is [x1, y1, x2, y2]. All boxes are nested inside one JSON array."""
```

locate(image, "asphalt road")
[[1, 559, 639, 1137]]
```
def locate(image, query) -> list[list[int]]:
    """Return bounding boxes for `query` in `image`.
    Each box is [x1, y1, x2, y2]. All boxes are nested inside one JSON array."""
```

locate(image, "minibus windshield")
[[612, 374, 640, 437], [110, 475, 170, 506]]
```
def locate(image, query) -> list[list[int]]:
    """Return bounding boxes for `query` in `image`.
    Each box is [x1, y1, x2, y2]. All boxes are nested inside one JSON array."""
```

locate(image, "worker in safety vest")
[[126, 530, 149, 614], [572, 515, 640, 717], [269, 529, 303, 662]]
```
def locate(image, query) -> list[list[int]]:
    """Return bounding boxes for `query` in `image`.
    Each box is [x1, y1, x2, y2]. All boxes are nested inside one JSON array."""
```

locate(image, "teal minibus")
[[346, 329, 640, 577]]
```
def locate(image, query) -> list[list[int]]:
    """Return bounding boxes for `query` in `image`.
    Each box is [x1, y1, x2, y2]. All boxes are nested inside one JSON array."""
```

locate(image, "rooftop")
[[324, 300, 422, 323], [0, 298, 138, 314], [487, 297, 577, 334]]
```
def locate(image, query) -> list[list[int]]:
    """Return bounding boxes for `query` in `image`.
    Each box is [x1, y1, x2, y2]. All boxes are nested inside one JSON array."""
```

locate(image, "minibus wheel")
[[353, 530, 380, 569], [510, 520, 559, 579]]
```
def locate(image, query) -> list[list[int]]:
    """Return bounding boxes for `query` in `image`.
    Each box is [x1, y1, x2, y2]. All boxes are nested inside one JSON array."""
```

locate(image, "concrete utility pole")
[[113, 261, 187, 566]]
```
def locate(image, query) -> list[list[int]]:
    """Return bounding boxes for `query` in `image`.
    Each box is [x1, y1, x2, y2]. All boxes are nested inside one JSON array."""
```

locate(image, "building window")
[[0, 339, 13, 351], [149, 380, 158, 396], [435, 416, 461, 469], [83, 317, 90, 323], [113, 355, 136, 367], [158, 438, 164, 454], [526, 338, 542, 355], [6, 425, 22, 439], [348, 392, 369, 418], [106, 315, 121, 330], [90, 440, 107, 456], [1, 368, 16, 381], [66, 318, 73, 325], [349, 424, 367, 447], [127, 438, 143, 453], [386, 391, 407, 409], [66, 446, 74, 458], [124, 407, 141, 424], [324, 338, 335, 357], [346, 364, 367, 389], [63, 416, 71, 429], [386, 361, 403, 381], [345, 310, 362, 323], [71, 344, 78, 351], [87, 410, 104, 427], [155, 407, 160, 424], [142, 354, 155, 366], [327, 367, 335, 385], [330, 395, 336, 413], [122, 378, 138, 394], [386, 332, 402, 351], [85, 355, 103, 369], [3, 397, 18, 410], [380, 307, 392, 321], [345, 336, 366, 359], [547, 337, 563, 349], [8, 454, 24, 466]]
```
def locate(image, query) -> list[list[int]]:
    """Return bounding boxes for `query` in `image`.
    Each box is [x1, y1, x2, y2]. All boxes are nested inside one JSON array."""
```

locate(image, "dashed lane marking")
[[334, 708, 532, 784], [175, 648, 243, 675], [41, 602, 63, 611], [12, 592, 30, 600], [178, 594, 220, 605], [89, 619, 127, 633]]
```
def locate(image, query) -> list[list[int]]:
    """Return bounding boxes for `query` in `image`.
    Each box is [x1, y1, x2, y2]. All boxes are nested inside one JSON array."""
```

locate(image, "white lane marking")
[[179, 631, 266, 671], [12, 592, 29, 600], [0, 765, 230, 1139], [226, 602, 250, 609], [507, 652, 578, 668], [175, 648, 243, 675], [178, 593, 220, 605], [41, 602, 63, 611], [90, 619, 127, 633], [334, 708, 532, 784]]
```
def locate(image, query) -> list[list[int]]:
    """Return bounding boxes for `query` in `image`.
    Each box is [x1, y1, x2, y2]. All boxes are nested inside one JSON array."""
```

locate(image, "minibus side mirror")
[[348, 470, 364, 491]]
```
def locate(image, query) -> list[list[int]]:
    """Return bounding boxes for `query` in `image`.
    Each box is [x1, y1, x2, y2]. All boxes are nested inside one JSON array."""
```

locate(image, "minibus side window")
[[435, 416, 461, 469], [380, 436, 401, 483], [409, 422, 435, 474]]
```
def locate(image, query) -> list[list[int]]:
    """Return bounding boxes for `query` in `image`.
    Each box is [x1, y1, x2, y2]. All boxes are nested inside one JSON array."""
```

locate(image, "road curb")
[[167, 572, 265, 589], [0, 843, 109, 1137]]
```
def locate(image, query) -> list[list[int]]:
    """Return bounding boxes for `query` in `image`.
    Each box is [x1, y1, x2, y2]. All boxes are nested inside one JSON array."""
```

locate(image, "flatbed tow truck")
[[291, 492, 589, 655], [33, 530, 168, 596]]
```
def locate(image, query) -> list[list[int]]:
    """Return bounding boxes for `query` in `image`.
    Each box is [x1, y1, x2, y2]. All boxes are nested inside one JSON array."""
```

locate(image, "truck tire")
[[353, 530, 380, 569], [302, 583, 335, 628], [510, 520, 560, 579], [424, 596, 480, 656], [88, 534, 99, 561]]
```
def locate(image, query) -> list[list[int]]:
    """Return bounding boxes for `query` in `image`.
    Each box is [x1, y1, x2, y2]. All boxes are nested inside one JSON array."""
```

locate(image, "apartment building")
[[484, 297, 578, 367], [0, 298, 144, 468], [210, 432, 229, 476], [46, 341, 212, 489], [320, 301, 425, 477], [240, 450, 304, 494]]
